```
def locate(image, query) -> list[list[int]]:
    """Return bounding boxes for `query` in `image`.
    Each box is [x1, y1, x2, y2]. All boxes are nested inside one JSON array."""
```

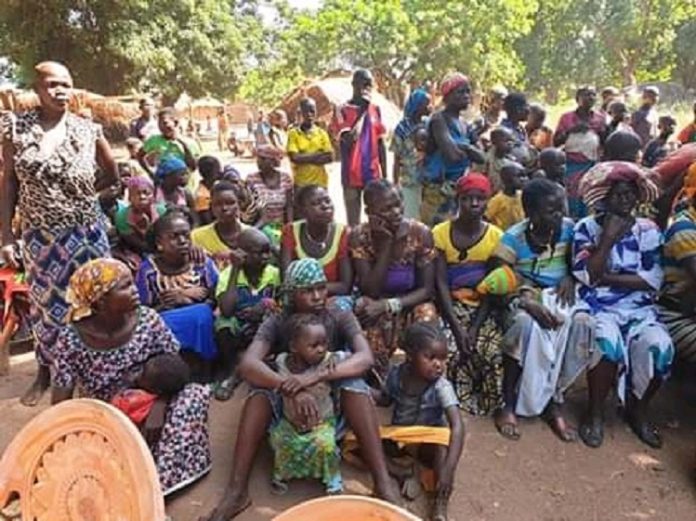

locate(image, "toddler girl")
[[268, 313, 348, 495], [375, 321, 465, 521]]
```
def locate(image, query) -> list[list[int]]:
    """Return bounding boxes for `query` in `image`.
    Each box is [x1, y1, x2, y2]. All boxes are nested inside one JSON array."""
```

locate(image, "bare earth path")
[[1, 356, 695, 521]]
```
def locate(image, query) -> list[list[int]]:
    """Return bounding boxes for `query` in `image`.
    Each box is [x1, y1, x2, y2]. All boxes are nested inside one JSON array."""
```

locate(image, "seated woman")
[[200, 258, 399, 521], [433, 173, 504, 416], [660, 165, 696, 365], [191, 180, 249, 269], [492, 178, 590, 442], [246, 144, 293, 245], [350, 179, 438, 379], [281, 184, 352, 309], [113, 176, 167, 272], [51, 258, 211, 496], [136, 208, 219, 373], [574, 161, 673, 449]]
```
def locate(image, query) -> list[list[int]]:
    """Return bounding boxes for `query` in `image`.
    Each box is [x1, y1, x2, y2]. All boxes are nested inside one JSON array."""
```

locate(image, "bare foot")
[[374, 477, 402, 507], [198, 494, 251, 521], [545, 404, 577, 442], [494, 407, 520, 441], [432, 493, 449, 521], [20, 368, 50, 407]]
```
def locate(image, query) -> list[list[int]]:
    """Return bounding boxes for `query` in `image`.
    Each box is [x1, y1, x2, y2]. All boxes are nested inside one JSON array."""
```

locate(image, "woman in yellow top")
[[191, 181, 248, 268], [286, 98, 334, 188], [433, 173, 504, 415]]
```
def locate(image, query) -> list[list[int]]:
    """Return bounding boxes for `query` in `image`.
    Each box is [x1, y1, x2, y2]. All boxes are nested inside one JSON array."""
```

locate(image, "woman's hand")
[[190, 245, 207, 265], [279, 373, 318, 396], [182, 286, 208, 302], [368, 215, 394, 240], [228, 247, 247, 268], [452, 326, 472, 357], [436, 463, 456, 498], [356, 297, 388, 326], [520, 299, 561, 330], [160, 289, 192, 308], [143, 398, 168, 447], [0, 243, 20, 269], [555, 276, 576, 307]]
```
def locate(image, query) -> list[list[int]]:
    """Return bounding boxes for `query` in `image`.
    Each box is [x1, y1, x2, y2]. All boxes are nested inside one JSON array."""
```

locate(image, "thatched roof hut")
[[276, 75, 402, 138]]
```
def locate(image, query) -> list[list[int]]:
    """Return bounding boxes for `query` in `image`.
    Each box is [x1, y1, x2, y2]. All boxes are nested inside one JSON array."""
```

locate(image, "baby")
[[268, 313, 348, 495], [111, 353, 190, 429]]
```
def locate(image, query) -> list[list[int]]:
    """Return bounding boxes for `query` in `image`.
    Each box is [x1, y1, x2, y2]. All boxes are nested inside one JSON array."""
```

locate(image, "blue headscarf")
[[394, 88, 430, 140], [155, 156, 188, 181]]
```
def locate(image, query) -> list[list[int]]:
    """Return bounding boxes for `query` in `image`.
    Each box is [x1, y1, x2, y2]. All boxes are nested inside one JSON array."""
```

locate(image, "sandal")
[[579, 417, 604, 448], [271, 478, 289, 495], [214, 375, 239, 402], [494, 409, 521, 441]]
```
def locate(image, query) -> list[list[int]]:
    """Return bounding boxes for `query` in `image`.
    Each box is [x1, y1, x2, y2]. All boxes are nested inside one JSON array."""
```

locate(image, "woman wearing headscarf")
[[659, 165, 696, 365], [433, 173, 505, 415], [1, 62, 118, 405], [391, 88, 432, 219], [201, 258, 400, 521], [573, 161, 673, 449], [50, 258, 212, 495], [422, 72, 485, 226]]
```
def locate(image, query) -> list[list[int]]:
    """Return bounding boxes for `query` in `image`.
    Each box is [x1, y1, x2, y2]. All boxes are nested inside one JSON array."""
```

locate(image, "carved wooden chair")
[[0, 398, 166, 521], [273, 495, 422, 521]]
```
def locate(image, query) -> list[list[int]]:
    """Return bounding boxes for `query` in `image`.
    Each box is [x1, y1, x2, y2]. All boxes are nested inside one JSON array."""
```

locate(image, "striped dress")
[[659, 207, 696, 363]]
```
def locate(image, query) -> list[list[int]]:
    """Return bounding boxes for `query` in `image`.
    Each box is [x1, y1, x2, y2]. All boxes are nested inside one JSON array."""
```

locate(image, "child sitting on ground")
[[113, 176, 168, 271], [196, 155, 222, 225], [111, 353, 190, 431], [485, 160, 529, 230], [373, 322, 465, 521], [643, 115, 677, 167], [269, 313, 348, 495], [214, 228, 280, 400]]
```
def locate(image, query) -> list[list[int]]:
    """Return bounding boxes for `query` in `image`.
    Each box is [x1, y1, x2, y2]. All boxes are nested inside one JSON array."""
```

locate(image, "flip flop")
[[214, 376, 239, 402], [271, 479, 289, 496], [494, 410, 521, 441]]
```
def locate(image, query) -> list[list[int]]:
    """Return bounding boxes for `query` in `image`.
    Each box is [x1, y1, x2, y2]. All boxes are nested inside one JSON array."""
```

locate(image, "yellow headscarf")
[[681, 162, 696, 200], [66, 258, 131, 322]]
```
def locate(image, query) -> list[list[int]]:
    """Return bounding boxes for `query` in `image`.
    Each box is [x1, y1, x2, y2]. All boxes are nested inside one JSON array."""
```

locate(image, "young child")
[[480, 126, 515, 192], [607, 101, 632, 136], [374, 322, 464, 521], [643, 115, 677, 167], [539, 147, 567, 186], [676, 101, 696, 144], [527, 103, 553, 150], [125, 137, 148, 178], [154, 156, 197, 219], [214, 227, 280, 400], [111, 353, 190, 429], [196, 155, 222, 224], [485, 160, 528, 230], [269, 313, 348, 494], [114, 176, 168, 271]]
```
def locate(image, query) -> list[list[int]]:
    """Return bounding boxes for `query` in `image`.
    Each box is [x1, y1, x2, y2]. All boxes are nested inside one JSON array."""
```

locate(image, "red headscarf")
[[456, 173, 492, 197], [440, 72, 469, 98]]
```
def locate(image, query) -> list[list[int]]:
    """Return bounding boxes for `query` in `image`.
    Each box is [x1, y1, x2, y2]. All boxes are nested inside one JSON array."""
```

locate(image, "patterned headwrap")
[[66, 258, 131, 322], [578, 161, 660, 210], [456, 172, 492, 197], [440, 73, 469, 98], [221, 164, 242, 182], [284, 258, 327, 290], [155, 156, 188, 181], [394, 88, 430, 140], [127, 175, 154, 191]]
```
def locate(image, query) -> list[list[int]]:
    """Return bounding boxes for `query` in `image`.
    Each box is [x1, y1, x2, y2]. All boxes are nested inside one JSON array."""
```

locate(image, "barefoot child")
[[373, 322, 465, 521], [214, 228, 280, 400], [269, 313, 348, 494]]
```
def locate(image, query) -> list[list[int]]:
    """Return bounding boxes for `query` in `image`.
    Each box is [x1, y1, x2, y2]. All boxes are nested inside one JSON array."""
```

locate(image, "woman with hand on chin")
[[1, 61, 118, 406], [350, 179, 438, 379]]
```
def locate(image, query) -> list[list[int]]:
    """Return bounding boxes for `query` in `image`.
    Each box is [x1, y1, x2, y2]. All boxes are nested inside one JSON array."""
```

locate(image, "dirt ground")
[[2, 152, 696, 520], [1, 356, 695, 521]]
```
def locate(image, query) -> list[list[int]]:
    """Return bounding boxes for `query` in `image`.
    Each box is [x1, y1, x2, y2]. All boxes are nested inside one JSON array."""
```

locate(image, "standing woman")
[[433, 173, 505, 415], [246, 144, 293, 245], [350, 179, 438, 378], [553, 86, 607, 219], [1, 62, 118, 405], [391, 88, 432, 219], [422, 73, 484, 226]]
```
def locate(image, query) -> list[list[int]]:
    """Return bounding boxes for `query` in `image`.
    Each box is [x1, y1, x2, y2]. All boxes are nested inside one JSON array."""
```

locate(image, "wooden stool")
[[0, 398, 166, 521], [273, 495, 422, 521]]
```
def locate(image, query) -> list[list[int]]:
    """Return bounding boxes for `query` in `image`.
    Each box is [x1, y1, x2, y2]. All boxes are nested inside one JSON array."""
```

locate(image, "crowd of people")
[[2, 60, 696, 521]]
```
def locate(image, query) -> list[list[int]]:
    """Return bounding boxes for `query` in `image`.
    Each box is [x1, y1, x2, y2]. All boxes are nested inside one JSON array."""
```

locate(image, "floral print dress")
[[49, 306, 212, 495]]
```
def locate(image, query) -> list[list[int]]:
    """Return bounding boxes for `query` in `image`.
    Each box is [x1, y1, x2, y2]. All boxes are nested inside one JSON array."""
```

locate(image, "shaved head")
[[34, 61, 72, 82]]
